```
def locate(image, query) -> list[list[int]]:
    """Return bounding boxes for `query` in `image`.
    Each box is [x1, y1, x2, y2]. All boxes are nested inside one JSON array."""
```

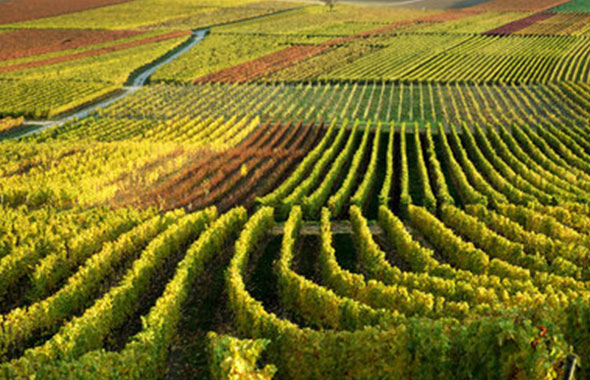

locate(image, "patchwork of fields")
[[3, 0, 590, 379]]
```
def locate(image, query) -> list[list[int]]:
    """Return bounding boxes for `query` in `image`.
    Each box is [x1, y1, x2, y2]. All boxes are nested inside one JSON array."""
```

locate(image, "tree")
[[322, 0, 336, 12]]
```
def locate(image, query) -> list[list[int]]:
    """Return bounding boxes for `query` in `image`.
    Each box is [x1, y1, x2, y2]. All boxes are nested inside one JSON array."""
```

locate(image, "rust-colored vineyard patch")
[[484, 12, 556, 36], [192, 7, 485, 85], [0, 0, 134, 25], [194, 17, 426, 84], [195, 45, 329, 83], [0, 29, 143, 61], [514, 12, 590, 35], [136, 121, 324, 213], [0, 30, 191, 73]]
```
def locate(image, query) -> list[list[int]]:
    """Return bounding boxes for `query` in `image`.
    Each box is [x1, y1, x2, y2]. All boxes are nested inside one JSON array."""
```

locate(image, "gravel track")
[[296, 0, 492, 9], [17, 29, 208, 138]]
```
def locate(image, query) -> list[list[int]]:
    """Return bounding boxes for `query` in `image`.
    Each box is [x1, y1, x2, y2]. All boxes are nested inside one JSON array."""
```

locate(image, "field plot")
[[400, 34, 590, 83], [4, 0, 590, 379], [152, 5, 434, 83], [147, 1, 310, 30], [484, 12, 556, 35], [320, 33, 471, 82], [0, 32, 189, 118], [344, 0, 488, 9], [0, 30, 190, 74], [469, 0, 571, 12], [0, 79, 119, 119], [514, 12, 590, 35], [0, 0, 133, 25], [148, 5, 590, 85], [0, 29, 143, 61], [83, 81, 590, 129], [2, 0, 305, 30], [4, 110, 590, 378], [415, 11, 529, 33], [152, 34, 326, 84], [212, 5, 435, 35], [141, 121, 323, 212], [0, 0, 313, 119], [286, 32, 590, 83]]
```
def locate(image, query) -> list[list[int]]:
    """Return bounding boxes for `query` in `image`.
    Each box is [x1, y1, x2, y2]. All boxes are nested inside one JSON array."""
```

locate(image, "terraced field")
[[2, 0, 590, 379]]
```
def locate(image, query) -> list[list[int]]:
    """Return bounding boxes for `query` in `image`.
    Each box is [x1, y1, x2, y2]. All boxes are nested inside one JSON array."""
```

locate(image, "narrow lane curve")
[[18, 29, 209, 138]]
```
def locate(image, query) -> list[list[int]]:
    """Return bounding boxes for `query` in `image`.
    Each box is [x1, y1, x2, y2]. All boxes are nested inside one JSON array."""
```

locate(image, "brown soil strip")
[[0, 0, 134, 26], [484, 12, 556, 36], [0, 29, 143, 61]]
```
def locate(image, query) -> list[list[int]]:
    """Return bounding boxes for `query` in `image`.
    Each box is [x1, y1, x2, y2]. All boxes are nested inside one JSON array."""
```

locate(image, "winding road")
[[304, 0, 491, 9], [18, 29, 209, 138], [13, 0, 490, 139]]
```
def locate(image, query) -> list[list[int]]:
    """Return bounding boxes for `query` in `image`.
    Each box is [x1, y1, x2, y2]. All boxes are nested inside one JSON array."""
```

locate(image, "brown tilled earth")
[[0, 29, 143, 61], [0, 0, 134, 25], [0, 30, 191, 73]]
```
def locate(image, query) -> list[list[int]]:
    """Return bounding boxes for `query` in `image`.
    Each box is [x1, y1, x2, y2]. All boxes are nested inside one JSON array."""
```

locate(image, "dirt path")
[[16, 29, 209, 138], [12, 5, 311, 139], [297, 0, 492, 9]]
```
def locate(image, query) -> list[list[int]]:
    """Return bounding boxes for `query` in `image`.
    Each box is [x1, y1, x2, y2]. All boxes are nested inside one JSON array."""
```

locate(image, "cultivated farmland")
[[2, 0, 590, 379]]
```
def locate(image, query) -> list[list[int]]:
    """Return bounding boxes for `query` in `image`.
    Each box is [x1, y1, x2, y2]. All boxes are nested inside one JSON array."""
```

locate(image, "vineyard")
[[3, 0, 590, 379]]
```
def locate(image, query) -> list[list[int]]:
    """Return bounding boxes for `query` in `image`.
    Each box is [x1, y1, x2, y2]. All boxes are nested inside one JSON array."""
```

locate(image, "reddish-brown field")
[[0, 29, 143, 61], [194, 18, 426, 84], [514, 12, 590, 35], [0, 0, 133, 25], [0, 30, 191, 73], [141, 121, 324, 212], [195, 45, 330, 83], [484, 12, 555, 35]]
